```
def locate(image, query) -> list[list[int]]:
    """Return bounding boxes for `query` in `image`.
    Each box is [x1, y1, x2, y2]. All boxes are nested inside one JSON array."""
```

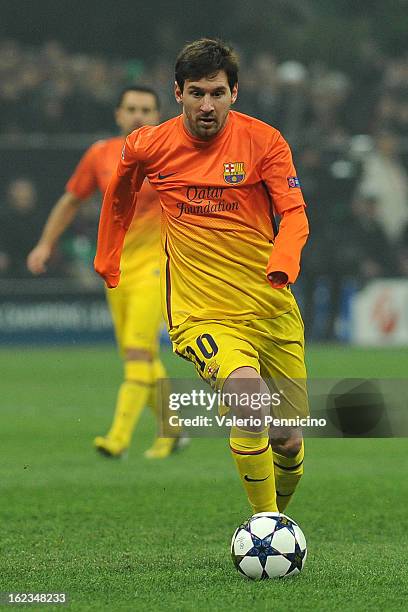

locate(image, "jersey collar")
[[178, 113, 232, 149]]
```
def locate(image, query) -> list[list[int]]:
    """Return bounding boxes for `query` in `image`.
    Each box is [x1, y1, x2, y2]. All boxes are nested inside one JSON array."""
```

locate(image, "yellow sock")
[[147, 358, 180, 437], [147, 359, 167, 425], [107, 360, 153, 446], [273, 440, 304, 512], [230, 426, 278, 514]]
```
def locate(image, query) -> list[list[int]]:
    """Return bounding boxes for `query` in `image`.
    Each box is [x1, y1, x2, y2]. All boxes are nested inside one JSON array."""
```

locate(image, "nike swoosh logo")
[[158, 172, 176, 180], [244, 474, 270, 482]]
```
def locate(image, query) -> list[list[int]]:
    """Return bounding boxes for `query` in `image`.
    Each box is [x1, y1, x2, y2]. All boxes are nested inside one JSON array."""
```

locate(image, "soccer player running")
[[95, 39, 309, 515], [27, 86, 181, 460]]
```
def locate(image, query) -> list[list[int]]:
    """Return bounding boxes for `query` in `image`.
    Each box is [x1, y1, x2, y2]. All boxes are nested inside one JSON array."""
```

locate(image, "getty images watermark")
[[166, 389, 327, 430], [159, 378, 408, 438]]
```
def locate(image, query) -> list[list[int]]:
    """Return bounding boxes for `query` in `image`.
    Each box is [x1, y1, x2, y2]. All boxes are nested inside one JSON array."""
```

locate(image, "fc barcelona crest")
[[223, 162, 245, 185]]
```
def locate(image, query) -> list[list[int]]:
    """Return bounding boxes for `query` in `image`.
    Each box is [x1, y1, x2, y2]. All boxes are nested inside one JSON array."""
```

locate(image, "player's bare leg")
[[226, 366, 279, 514]]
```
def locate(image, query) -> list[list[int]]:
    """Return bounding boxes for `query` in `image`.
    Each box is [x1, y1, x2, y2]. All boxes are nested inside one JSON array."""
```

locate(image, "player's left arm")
[[261, 131, 309, 288]]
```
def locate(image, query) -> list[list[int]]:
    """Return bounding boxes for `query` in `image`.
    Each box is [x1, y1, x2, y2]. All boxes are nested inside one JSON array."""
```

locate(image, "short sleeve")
[[66, 144, 99, 200]]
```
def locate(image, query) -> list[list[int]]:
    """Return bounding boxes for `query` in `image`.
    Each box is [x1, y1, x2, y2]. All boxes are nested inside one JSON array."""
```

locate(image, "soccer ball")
[[231, 512, 307, 579]]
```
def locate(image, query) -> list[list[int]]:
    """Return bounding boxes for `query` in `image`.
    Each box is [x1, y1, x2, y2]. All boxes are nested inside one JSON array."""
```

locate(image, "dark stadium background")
[[3, 1, 408, 59]]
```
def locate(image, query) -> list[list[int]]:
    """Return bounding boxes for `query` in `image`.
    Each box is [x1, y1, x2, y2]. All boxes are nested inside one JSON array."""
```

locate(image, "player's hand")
[[267, 271, 288, 288], [27, 243, 52, 275]]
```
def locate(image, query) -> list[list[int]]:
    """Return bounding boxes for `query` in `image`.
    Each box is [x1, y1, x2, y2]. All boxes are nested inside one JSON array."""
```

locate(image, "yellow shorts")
[[169, 305, 308, 419], [106, 265, 162, 356]]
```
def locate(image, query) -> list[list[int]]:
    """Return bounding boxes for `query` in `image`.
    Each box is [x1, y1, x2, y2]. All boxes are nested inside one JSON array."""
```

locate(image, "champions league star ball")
[[231, 512, 307, 579]]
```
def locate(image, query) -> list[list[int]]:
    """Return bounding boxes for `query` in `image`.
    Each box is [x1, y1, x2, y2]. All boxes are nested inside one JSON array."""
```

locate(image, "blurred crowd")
[[0, 176, 100, 285], [1, 38, 408, 338], [0, 39, 174, 134], [2, 38, 408, 142]]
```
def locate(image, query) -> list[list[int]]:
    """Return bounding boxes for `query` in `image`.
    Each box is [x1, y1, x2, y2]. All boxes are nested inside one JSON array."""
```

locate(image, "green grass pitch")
[[0, 345, 407, 611]]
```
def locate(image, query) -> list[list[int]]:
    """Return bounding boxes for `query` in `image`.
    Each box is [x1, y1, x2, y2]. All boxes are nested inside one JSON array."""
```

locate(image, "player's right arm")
[[94, 132, 146, 288], [27, 144, 99, 275], [27, 192, 83, 274]]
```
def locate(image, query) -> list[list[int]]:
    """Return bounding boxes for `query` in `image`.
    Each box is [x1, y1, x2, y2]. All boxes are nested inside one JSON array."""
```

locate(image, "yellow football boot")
[[144, 435, 190, 459], [94, 436, 127, 458]]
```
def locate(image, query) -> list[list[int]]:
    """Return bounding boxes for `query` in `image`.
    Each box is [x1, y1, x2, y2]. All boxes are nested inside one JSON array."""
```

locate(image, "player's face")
[[115, 91, 159, 135], [175, 70, 238, 140]]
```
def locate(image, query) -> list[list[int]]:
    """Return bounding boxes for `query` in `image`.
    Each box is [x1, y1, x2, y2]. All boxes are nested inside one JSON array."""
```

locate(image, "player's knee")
[[124, 347, 153, 362], [272, 437, 303, 458], [224, 368, 258, 401], [223, 367, 268, 430]]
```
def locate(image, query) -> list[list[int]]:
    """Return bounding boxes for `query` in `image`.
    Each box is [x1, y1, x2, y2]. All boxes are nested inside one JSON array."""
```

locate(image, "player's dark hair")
[[116, 86, 160, 111], [175, 38, 239, 92]]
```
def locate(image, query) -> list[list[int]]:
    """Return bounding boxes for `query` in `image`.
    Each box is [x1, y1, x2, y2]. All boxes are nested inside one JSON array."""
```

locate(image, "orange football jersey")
[[66, 136, 160, 279], [95, 112, 309, 328]]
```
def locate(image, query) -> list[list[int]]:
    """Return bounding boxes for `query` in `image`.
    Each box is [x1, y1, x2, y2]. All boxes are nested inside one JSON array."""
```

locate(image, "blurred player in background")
[[27, 86, 181, 459], [95, 39, 309, 516]]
